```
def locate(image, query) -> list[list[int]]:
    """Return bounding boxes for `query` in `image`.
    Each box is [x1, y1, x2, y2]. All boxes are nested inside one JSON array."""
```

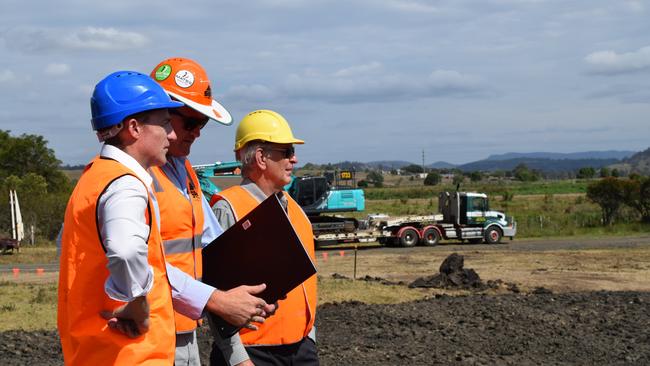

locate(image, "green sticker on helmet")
[[155, 64, 172, 81]]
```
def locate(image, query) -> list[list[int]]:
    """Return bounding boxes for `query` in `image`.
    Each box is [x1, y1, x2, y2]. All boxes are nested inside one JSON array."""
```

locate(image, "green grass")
[[0, 281, 58, 331], [318, 276, 429, 305], [353, 186, 650, 238], [0, 242, 58, 265]]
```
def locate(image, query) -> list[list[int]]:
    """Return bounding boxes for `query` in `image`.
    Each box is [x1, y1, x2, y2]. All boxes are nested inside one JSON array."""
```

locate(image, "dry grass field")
[[317, 236, 650, 301]]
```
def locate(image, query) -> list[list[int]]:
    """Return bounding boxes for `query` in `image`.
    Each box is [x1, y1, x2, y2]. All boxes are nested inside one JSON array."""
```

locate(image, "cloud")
[[585, 46, 650, 75], [383, 0, 439, 13], [44, 63, 71, 76], [0, 70, 16, 83], [280, 63, 484, 103], [586, 84, 650, 104], [1, 26, 149, 53], [225, 84, 278, 103]]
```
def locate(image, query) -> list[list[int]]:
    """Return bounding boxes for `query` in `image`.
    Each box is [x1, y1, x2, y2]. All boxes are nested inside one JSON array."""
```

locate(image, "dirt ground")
[[2, 290, 649, 365], [2, 236, 650, 365]]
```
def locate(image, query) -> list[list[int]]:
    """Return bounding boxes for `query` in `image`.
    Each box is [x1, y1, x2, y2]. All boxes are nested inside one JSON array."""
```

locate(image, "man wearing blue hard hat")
[[58, 71, 182, 365]]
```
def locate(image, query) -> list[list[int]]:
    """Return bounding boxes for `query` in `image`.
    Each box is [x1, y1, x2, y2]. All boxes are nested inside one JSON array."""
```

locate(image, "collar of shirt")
[[161, 156, 189, 196], [100, 144, 153, 188], [240, 178, 288, 210]]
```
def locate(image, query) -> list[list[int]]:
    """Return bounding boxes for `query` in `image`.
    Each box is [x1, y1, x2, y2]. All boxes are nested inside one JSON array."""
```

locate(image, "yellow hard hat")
[[234, 110, 304, 151]]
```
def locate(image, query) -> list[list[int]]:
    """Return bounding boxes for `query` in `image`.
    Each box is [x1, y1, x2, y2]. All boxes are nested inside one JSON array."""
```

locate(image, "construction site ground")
[[1, 235, 649, 365]]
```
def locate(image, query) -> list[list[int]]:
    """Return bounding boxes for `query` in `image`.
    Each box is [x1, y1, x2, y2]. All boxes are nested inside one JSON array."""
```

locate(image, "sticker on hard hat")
[[155, 64, 172, 81], [175, 70, 194, 88]]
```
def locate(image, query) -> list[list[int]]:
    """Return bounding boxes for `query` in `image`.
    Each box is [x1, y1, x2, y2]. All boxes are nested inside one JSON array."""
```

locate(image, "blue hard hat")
[[90, 70, 183, 130]]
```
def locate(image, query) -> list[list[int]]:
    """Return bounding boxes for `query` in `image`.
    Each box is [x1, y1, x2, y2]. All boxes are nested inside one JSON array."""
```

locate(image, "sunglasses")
[[264, 146, 295, 159], [170, 109, 209, 131]]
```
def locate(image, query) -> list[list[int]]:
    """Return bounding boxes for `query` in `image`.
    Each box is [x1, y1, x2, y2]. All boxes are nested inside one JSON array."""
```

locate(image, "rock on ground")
[[2, 291, 649, 365]]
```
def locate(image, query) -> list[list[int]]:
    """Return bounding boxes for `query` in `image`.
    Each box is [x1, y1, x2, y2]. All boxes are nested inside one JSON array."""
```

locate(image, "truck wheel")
[[421, 228, 440, 246], [399, 228, 419, 247], [484, 227, 502, 244]]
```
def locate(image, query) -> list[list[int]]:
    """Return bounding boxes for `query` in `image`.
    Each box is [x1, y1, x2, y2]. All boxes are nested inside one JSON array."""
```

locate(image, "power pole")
[[421, 149, 426, 174]]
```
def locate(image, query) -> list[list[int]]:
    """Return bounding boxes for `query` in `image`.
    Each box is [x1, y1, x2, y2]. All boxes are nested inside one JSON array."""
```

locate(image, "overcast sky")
[[1, 0, 649, 166]]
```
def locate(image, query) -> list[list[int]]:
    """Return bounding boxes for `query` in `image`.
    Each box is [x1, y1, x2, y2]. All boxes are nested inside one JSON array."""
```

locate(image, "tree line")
[[0, 130, 73, 240]]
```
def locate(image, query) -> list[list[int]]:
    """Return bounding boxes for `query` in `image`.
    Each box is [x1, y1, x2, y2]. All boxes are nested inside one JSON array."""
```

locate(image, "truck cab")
[[438, 191, 516, 243]]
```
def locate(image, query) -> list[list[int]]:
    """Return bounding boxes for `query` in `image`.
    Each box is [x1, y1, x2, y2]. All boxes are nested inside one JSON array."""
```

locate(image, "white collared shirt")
[[98, 144, 156, 302]]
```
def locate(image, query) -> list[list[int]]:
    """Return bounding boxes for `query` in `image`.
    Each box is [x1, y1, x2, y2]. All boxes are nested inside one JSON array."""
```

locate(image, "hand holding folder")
[[202, 192, 317, 337]]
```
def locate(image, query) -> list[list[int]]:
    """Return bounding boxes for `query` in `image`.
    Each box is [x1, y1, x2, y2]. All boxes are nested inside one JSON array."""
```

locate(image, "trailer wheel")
[[421, 228, 440, 246], [484, 227, 502, 244], [399, 228, 419, 247]]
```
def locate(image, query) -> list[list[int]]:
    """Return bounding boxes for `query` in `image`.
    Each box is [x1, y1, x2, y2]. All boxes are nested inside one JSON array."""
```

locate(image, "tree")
[[0, 130, 71, 193], [576, 167, 596, 179], [452, 174, 464, 186], [366, 170, 384, 187], [621, 177, 650, 223], [424, 172, 441, 186], [513, 164, 540, 182], [0, 131, 73, 240], [402, 164, 424, 174], [469, 171, 482, 182], [599, 167, 611, 178], [586, 177, 625, 226]]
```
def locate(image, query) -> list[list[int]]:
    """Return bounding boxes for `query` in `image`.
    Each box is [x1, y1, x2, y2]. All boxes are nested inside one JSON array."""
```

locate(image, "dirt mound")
[[409, 253, 491, 290], [2, 292, 650, 365]]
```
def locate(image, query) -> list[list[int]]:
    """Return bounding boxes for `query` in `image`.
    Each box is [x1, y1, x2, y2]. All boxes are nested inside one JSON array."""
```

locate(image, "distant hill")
[[428, 161, 457, 169], [300, 149, 641, 174], [366, 160, 413, 170], [459, 158, 621, 173], [486, 151, 636, 161], [301, 161, 411, 171], [608, 147, 650, 175]]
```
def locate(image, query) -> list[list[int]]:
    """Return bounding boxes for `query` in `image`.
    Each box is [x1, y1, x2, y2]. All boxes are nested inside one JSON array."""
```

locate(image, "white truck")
[[313, 191, 517, 248]]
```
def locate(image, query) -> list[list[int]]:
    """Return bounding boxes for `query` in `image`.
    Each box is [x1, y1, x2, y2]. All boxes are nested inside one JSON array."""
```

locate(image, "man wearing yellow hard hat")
[[148, 58, 275, 366], [209, 110, 319, 365]]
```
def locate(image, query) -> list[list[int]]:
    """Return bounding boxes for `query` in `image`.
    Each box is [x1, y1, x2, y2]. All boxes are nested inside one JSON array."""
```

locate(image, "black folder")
[[202, 192, 317, 337]]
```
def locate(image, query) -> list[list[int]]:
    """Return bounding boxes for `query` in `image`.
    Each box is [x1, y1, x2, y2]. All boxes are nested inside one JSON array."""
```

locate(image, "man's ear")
[[254, 147, 267, 171], [124, 118, 141, 139]]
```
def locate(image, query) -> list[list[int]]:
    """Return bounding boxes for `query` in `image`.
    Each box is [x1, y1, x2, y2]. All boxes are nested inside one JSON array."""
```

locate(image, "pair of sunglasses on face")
[[264, 146, 295, 159], [170, 109, 209, 131]]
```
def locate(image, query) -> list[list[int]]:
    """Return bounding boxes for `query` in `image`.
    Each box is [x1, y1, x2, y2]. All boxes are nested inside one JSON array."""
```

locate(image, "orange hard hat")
[[150, 57, 232, 125]]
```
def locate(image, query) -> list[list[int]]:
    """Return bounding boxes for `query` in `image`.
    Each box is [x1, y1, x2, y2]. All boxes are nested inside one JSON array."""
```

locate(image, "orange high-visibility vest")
[[150, 158, 205, 333], [212, 186, 317, 346], [58, 157, 175, 365]]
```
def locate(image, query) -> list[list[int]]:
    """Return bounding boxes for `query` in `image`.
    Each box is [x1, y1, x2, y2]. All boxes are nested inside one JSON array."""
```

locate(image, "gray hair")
[[237, 141, 267, 178]]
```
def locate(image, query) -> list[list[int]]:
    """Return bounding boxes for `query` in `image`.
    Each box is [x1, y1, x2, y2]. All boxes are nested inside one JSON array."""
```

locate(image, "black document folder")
[[202, 192, 317, 337]]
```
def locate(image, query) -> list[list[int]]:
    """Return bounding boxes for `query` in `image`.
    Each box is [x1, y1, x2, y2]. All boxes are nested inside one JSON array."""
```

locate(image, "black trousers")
[[210, 337, 319, 366]]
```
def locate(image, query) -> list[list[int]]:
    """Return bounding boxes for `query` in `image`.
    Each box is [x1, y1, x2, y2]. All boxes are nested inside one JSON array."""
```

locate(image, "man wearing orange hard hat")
[[148, 58, 274, 366]]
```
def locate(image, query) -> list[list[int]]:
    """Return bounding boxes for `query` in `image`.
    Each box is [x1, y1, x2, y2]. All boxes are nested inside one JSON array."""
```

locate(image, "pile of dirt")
[[409, 253, 492, 290], [2, 291, 650, 365]]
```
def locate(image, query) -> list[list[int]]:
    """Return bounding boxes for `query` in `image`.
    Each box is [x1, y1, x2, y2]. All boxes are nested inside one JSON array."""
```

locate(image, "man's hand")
[[206, 284, 276, 330], [100, 296, 150, 338]]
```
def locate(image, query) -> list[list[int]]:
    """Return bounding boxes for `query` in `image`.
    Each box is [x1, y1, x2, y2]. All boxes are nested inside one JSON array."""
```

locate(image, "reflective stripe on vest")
[[57, 156, 175, 365], [151, 159, 205, 333], [213, 186, 318, 346]]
